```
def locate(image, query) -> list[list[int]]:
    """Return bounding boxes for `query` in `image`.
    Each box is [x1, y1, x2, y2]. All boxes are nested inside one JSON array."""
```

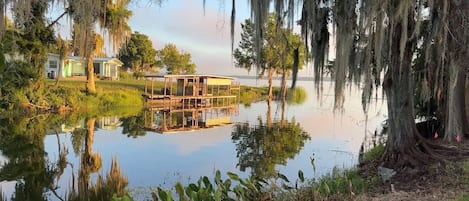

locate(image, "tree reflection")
[[232, 99, 310, 179], [120, 111, 149, 138], [0, 116, 57, 201], [0, 115, 130, 200], [68, 117, 129, 201]]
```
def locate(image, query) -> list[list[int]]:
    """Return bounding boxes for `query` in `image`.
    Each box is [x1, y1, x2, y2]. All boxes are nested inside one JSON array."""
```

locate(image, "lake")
[[0, 79, 387, 200]]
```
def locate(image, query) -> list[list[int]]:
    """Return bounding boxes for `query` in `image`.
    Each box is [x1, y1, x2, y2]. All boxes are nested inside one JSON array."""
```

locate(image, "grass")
[[275, 167, 378, 201], [360, 144, 384, 163], [43, 79, 146, 111], [53, 80, 268, 105]]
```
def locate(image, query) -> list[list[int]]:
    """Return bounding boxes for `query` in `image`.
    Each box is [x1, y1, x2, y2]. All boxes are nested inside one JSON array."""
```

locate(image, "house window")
[[49, 60, 58, 69], [93, 63, 101, 74]]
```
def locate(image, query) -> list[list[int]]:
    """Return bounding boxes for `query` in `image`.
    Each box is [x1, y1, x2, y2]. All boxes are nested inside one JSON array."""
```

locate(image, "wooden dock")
[[143, 74, 240, 108]]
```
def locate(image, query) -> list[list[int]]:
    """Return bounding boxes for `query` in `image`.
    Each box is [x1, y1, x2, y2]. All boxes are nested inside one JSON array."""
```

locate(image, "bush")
[[359, 144, 384, 163], [119, 71, 133, 80]]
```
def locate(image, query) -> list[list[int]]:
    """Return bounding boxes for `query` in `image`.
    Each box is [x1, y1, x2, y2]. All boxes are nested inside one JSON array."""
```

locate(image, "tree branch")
[[47, 7, 70, 29]]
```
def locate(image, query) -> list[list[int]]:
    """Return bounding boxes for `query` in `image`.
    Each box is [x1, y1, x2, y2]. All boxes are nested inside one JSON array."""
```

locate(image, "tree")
[[157, 43, 196, 74], [118, 32, 157, 72], [53, 34, 71, 86], [68, 0, 132, 94], [234, 16, 305, 100], [237, 0, 468, 167], [0, 0, 132, 95]]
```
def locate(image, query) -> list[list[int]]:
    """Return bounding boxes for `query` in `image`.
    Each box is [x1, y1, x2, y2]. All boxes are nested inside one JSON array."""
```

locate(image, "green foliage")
[[286, 87, 307, 105], [233, 20, 256, 72], [47, 80, 144, 110], [119, 71, 133, 80], [100, 0, 133, 51], [239, 86, 269, 106], [313, 168, 367, 196], [0, 60, 38, 108], [276, 168, 373, 201], [133, 71, 145, 79], [359, 144, 384, 163], [118, 31, 157, 72], [232, 117, 310, 179], [157, 43, 196, 74], [234, 16, 305, 76], [153, 171, 272, 201], [120, 111, 148, 138]]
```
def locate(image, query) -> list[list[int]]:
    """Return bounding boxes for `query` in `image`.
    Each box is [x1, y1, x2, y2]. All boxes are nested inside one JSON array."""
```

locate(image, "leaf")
[[323, 182, 330, 194], [214, 188, 222, 201], [175, 182, 186, 201], [227, 172, 241, 181], [278, 173, 290, 183], [233, 185, 246, 199], [282, 183, 294, 190], [151, 192, 159, 201], [298, 170, 305, 182], [202, 176, 212, 190], [224, 179, 232, 189], [157, 187, 168, 201], [188, 183, 199, 192], [215, 170, 222, 184]]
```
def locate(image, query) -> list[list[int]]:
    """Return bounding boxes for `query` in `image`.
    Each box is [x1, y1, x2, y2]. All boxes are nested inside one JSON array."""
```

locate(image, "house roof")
[[47, 53, 123, 65]]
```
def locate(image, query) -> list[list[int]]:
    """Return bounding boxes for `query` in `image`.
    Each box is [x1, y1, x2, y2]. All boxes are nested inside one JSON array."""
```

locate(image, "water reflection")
[[144, 104, 239, 133], [120, 111, 149, 138], [0, 115, 131, 201], [232, 99, 310, 179], [0, 116, 55, 201]]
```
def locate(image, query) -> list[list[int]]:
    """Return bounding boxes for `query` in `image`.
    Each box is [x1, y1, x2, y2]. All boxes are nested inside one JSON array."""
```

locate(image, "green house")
[[45, 53, 123, 80]]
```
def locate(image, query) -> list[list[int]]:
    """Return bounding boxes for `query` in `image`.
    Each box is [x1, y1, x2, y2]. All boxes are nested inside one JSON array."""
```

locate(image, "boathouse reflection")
[[144, 104, 239, 133]]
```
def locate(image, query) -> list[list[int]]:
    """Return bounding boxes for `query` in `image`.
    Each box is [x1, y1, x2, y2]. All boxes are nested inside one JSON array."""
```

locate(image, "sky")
[[127, 0, 251, 75], [49, 0, 313, 76]]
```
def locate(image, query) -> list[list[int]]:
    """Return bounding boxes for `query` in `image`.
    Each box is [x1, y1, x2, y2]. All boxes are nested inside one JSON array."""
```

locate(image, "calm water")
[[0, 79, 387, 200]]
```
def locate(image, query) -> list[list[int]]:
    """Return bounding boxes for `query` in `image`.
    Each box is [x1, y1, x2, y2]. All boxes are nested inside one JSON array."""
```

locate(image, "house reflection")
[[144, 104, 239, 133], [95, 116, 121, 130]]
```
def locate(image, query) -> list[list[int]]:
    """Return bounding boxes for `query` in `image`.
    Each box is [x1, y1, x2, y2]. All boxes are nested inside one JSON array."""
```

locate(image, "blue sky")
[[49, 0, 312, 76], [128, 0, 251, 75]]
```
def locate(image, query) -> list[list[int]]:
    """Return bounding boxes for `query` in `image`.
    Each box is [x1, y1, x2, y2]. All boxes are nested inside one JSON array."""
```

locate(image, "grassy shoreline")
[[46, 79, 271, 110], [3, 78, 300, 115]]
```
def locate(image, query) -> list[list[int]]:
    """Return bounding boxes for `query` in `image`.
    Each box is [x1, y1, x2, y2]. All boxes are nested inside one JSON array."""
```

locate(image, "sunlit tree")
[[234, 15, 305, 100], [157, 43, 196, 74], [118, 32, 157, 72]]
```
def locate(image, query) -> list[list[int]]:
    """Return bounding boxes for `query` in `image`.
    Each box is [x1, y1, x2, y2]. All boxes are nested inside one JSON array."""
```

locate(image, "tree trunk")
[[281, 94, 286, 126], [291, 48, 299, 90], [444, 59, 467, 141], [444, 0, 469, 141], [280, 68, 288, 100], [86, 57, 96, 94], [266, 98, 272, 128], [267, 68, 274, 100], [55, 59, 64, 86], [383, 1, 429, 166]]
